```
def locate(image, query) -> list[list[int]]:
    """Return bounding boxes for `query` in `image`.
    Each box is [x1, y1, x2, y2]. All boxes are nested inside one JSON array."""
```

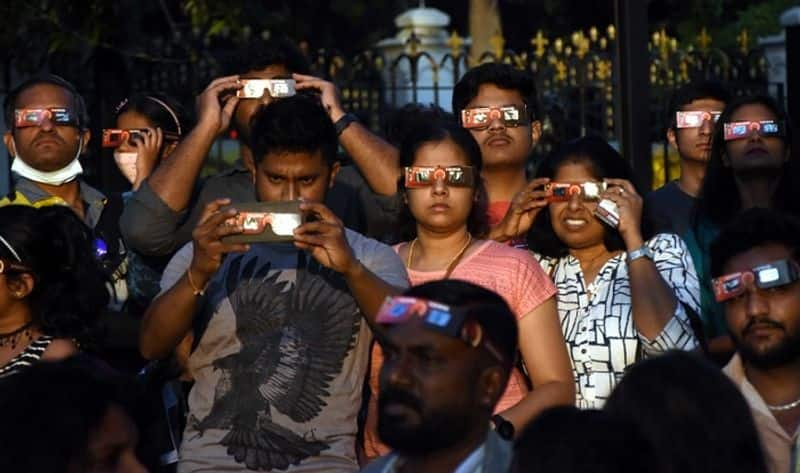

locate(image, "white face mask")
[[113, 151, 139, 184], [10, 137, 84, 186]]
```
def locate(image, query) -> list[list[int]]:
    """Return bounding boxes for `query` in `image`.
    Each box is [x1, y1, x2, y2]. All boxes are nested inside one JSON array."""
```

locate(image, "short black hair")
[[115, 93, 190, 137], [666, 81, 731, 130], [514, 407, 657, 473], [452, 63, 541, 121], [710, 208, 800, 278], [223, 37, 311, 76], [397, 119, 489, 240], [383, 103, 453, 147], [403, 280, 518, 372], [249, 94, 338, 166], [695, 94, 799, 228], [605, 351, 768, 473], [527, 136, 635, 258], [3, 74, 89, 130]]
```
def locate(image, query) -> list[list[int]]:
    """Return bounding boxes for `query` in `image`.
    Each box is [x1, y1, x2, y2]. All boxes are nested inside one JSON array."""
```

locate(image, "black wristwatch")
[[334, 113, 358, 136], [491, 414, 515, 440]]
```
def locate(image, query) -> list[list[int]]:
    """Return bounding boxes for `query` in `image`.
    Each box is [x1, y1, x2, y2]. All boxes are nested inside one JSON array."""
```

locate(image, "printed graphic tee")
[[161, 230, 408, 472]]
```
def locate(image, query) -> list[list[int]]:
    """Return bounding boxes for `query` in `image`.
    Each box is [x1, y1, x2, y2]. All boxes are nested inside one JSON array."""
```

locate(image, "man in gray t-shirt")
[[141, 95, 407, 472]]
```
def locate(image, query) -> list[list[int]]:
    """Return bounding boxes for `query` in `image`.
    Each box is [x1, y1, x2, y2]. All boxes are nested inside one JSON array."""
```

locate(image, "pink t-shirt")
[[363, 240, 556, 459]]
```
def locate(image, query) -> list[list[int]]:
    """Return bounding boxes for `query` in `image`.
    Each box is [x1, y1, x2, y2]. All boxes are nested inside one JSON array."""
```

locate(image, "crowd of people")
[[0, 37, 797, 473]]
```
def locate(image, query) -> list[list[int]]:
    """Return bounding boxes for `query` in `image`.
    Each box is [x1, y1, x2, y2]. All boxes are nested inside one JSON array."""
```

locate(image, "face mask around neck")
[[10, 137, 84, 186]]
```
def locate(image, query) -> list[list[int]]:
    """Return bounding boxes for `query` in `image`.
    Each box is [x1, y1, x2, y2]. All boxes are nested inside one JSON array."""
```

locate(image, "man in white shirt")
[[710, 208, 800, 473]]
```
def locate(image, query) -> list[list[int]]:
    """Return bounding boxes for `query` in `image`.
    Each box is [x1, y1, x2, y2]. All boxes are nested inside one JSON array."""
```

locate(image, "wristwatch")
[[334, 113, 358, 136], [491, 414, 515, 440], [627, 245, 654, 264]]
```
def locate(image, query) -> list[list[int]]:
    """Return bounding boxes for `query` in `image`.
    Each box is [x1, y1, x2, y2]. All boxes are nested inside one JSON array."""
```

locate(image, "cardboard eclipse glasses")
[[675, 110, 721, 128], [723, 120, 784, 141], [236, 79, 296, 99], [404, 166, 476, 188], [461, 105, 529, 130], [544, 181, 608, 202], [102, 129, 180, 148], [376, 296, 504, 362], [712, 259, 800, 302], [14, 108, 77, 128]]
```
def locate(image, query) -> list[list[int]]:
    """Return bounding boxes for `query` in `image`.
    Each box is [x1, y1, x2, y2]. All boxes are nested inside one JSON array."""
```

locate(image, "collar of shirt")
[[724, 353, 800, 441], [11, 175, 107, 228], [383, 444, 486, 473]]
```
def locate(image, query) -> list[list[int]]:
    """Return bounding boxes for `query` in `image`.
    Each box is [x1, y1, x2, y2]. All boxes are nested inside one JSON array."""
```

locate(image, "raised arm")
[[293, 73, 400, 196], [603, 178, 683, 341], [140, 199, 248, 360], [146, 76, 242, 212]]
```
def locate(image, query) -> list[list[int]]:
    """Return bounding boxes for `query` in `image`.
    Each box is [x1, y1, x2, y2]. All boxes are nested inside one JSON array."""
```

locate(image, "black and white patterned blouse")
[[0, 335, 54, 379], [534, 233, 700, 409]]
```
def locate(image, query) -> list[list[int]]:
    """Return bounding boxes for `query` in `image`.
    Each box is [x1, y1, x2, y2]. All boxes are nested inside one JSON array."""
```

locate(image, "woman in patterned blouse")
[[0, 205, 108, 379], [522, 136, 702, 408]]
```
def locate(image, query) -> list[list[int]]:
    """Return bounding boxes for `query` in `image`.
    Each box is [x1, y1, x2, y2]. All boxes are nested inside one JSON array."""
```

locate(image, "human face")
[[405, 139, 476, 235], [114, 110, 156, 154], [3, 83, 89, 172], [548, 160, 607, 250], [669, 98, 726, 162], [81, 404, 147, 473], [253, 150, 339, 203], [378, 321, 487, 455], [233, 64, 292, 143], [724, 103, 788, 173], [463, 84, 540, 170], [723, 243, 800, 370]]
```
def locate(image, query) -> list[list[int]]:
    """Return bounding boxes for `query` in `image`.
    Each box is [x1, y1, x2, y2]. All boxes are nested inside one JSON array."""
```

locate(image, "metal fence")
[[1, 25, 777, 193]]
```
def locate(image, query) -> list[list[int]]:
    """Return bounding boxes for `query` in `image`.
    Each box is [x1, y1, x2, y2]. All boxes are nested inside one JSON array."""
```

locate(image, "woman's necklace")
[[407, 233, 473, 279], [0, 322, 34, 349], [578, 249, 618, 299]]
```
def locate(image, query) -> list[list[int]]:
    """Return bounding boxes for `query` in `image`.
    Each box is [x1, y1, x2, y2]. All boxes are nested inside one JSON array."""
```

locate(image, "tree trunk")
[[469, 0, 502, 64]]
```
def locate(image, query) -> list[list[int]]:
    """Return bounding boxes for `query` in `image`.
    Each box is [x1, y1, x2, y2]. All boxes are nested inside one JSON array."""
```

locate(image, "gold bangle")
[[186, 268, 206, 296]]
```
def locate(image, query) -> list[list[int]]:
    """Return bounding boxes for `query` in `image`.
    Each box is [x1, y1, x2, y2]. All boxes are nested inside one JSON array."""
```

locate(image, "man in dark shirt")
[[120, 38, 401, 257], [643, 81, 730, 238]]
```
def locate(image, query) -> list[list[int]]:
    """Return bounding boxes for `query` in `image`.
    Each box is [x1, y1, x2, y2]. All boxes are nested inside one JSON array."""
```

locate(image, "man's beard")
[[732, 318, 800, 370], [377, 387, 481, 456]]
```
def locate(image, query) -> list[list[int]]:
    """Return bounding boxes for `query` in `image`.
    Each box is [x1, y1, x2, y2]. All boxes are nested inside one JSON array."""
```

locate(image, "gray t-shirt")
[[160, 230, 408, 472]]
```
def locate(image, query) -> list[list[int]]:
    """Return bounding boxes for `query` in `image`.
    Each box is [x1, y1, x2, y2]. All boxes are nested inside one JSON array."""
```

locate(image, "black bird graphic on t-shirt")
[[195, 252, 361, 471]]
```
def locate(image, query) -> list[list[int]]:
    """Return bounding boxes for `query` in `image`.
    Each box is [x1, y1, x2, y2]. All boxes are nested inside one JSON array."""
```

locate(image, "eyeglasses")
[[403, 166, 476, 188], [545, 182, 608, 202], [723, 120, 784, 141], [676, 110, 721, 128], [0, 258, 31, 276], [461, 105, 529, 130], [236, 79, 296, 99], [712, 259, 800, 302], [101, 128, 181, 148], [14, 108, 78, 128], [376, 296, 505, 362]]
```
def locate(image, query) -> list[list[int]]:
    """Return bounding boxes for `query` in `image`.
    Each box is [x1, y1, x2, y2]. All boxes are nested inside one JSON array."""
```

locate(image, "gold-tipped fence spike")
[[531, 30, 549, 59], [406, 32, 421, 57], [737, 29, 750, 55], [447, 31, 465, 57], [697, 28, 712, 53]]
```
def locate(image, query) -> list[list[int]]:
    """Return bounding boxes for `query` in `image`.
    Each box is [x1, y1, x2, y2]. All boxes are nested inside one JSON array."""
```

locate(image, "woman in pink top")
[[362, 121, 574, 459]]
